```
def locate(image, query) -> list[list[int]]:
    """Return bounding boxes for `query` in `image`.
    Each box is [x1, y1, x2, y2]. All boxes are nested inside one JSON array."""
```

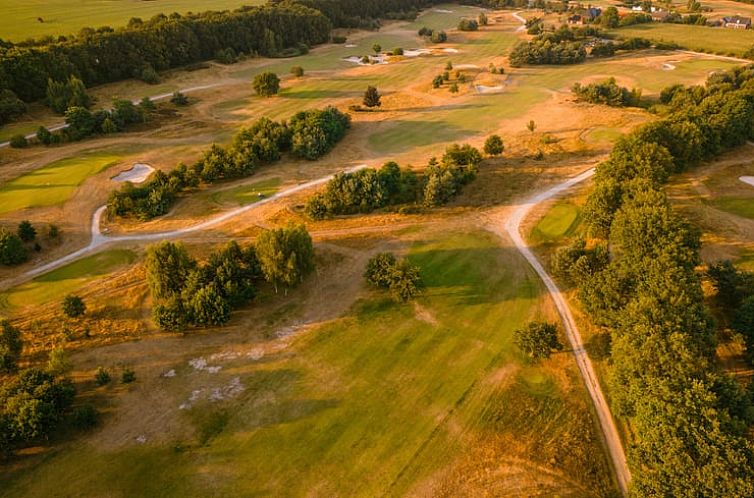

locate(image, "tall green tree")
[[144, 241, 195, 299], [255, 224, 315, 293], [253, 72, 281, 97]]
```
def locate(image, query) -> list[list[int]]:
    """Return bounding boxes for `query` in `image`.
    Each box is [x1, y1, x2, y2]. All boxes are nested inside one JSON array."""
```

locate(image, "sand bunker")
[[442, 48, 460, 53], [112, 163, 154, 183], [662, 62, 677, 71], [345, 44, 357, 48], [455, 64, 479, 70], [404, 48, 432, 57], [434, 9, 454, 13], [739, 176, 754, 188], [343, 55, 388, 65], [476, 85, 505, 94]]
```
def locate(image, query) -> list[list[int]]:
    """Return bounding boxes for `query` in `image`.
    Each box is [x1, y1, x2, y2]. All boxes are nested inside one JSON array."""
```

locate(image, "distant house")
[[651, 10, 670, 21], [723, 15, 752, 29]]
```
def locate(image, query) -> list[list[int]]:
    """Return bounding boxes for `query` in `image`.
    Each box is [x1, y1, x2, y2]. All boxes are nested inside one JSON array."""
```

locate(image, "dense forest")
[[555, 65, 754, 496]]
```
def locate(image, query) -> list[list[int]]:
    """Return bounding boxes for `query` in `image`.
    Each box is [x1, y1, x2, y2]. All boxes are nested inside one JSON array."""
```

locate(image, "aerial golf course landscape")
[[1, 0, 754, 497]]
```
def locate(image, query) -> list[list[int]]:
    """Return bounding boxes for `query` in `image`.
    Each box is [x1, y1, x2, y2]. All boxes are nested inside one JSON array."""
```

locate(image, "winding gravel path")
[[504, 167, 631, 495]]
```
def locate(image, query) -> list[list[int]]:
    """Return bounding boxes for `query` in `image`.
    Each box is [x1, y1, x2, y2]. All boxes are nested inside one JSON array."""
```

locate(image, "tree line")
[[555, 64, 754, 496], [146, 224, 314, 331], [107, 106, 350, 220], [571, 77, 642, 107], [305, 143, 482, 219]]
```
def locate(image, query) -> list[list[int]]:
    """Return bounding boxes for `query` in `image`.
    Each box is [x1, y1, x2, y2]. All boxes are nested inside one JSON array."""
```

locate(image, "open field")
[[0, 229, 616, 497], [612, 23, 754, 56], [0, 0, 265, 41]]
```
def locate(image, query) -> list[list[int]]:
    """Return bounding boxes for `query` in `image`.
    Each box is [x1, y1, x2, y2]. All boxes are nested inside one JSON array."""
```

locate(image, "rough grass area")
[[531, 200, 582, 243], [0, 249, 136, 310], [0, 230, 616, 497], [0, 0, 264, 41], [0, 151, 122, 214], [612, 24, 754, 57]]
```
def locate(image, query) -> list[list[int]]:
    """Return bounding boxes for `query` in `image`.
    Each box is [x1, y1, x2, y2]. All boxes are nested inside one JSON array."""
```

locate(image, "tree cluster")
[[560, 65, 754, 496], [417, 27, 448, 43], [514, 321, 563, 360], [509, 26, 589, 66], [289, 0, 434, 28], [571, 77, 642, 107], [108, 106, 350, 220], [45, 75, 91, 114], [0, 4, 331, 107], [364, 252, 422, 302]]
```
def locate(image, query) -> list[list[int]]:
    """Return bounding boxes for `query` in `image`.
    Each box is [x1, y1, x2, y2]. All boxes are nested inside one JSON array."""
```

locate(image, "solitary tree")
[[253, 72, 280, 97], [449, 83, 459, 93], [47, 346, 72, 376], [484, 134, 504, 156], [363, 86, 382, 108], [514, 321, 563, 360], [526, 120, 537, 133], [255, 224, 315, 294], [432, 75, 444, 88], [0, 229, 28, 265], [372, 43, 382, 54], [290, 66, 304, 78], [0, 320, 22, 373], [445, 61, 453, 71], [17, 221, 36, 242], [62, 295, 86, 318]]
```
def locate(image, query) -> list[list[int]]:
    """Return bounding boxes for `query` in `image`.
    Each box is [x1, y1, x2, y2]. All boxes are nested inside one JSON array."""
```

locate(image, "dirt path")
[[0, 83, 227, 149], [512, 11, 527, 32], [503, 167, 631, 495]]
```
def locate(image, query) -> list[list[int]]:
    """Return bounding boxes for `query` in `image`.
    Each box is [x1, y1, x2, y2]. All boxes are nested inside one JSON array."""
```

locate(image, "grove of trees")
[[571, 77, 642, 107], [364, 252, 422, 302]]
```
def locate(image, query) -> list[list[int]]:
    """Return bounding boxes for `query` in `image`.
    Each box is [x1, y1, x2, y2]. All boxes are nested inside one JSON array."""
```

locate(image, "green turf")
[[611, 23, 754, 57], [208, 177, 282, 206], [0, 0, 264, 41], [0, 230, 613, 497], [0, 249, 136, 310], [710, 197, 754, 220], [0, 152, 122, 214], [531, 201, 582, 243]]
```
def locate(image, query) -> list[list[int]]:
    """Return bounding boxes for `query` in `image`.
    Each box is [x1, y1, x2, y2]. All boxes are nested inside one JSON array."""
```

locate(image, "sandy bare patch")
[[404, 48, 433, 57], [414, 302, 439, 326], [662, 62, 677, 71], [739, 176, 754, 187], [442, 48, 460, 53], [111, 163, 154, 183], [455, 64, 479, 70], [434, 9, 454, 13], [476, 84, 505, 94], [345, 44, 357, 48]]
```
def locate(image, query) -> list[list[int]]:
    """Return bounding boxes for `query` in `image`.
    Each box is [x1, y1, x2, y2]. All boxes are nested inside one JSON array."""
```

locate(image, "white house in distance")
[[723, 15, 752, 29]]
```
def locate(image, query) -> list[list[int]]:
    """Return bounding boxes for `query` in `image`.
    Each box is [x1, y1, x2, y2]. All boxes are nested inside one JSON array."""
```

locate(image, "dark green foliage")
[[423, 144, 481, 207], [63, 106, 95, 141], [253, 72, 280, 97], [170, 91, 189, 106], [70, 404, 99, 430], [144, 241, 196, 299], [94, 367, 111, 386], [458, 18, 479, 31], [139, 96, 156, 112], [290, 65, 304, 77], [9, 134, 27, 148], [572, 77, 641, 107], [483, 134, 504, 156], [139, 64, 160, 84], [255, 224, 315, 294], [62, 295, 86, 318], [36, 126, 52, 145], [215, 47, 238, 64], [45, 76, 91, 114], [432, 75, 443, 88], [590, 41, 616, 57], [0, 321, 22, 373], [430, 30, 447, 43], [364, 252, 421, 302], [122, 368, 136, 384], [0, 369, 75, 454], [509, 27, 588, 66], [734, 296, 754, 364], [17, 220, 36, 242], [0, 89, 26, 125], [363, 86, 381, 108], [0, 229, 28, 266], [0, 4, 332, 103], [289, 106, 350, 160], [514, 321, 563, 361], [707, 260, 754, 309], [551, 237, 608, 286]]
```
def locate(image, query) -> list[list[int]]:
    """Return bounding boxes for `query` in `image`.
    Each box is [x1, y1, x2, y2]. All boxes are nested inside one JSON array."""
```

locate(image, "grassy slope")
[[530, 200, 582, 243], [612, 23, 754, 56], [0, 249, 137, 311], [0, 230, 615, 497], [0, 0, 264, 41], [0, 151, 122, 214]]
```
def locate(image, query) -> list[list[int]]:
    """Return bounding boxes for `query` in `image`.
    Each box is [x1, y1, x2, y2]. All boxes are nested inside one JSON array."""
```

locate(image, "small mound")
[[739, 176, 754, 188], [111, 163, 154, 183]]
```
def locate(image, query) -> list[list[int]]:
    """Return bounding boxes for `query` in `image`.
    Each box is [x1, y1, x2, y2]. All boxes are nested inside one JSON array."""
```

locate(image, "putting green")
[[0, 152, 122, 214], [531, 201, 582, 243], [0, 249, 137, 310]]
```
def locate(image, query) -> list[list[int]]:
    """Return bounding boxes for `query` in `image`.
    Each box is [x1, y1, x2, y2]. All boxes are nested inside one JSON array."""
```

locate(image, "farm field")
[[611, 23, 754, 57], [1, 2, 754, 496], [0, 0, 265, 41]]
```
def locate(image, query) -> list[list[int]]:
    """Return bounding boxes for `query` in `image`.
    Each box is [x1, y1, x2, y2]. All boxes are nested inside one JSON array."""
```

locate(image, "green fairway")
[[710, 196, 754, 220], [0, 230, 615, 497], [0, 0, 264, 41], [611, 24, 754, 56], [209, 177, 282, 206], [531, 200, 582, 243], [0, 152, 122, 214], [0, 249, 136, 310]]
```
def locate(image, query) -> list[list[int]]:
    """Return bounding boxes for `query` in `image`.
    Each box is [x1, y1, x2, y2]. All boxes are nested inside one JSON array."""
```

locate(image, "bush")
[[363, 86, 381, 108], [139, 64, 160, 84], [332, 35, 347, 44], [62, 295, 86, 318], [514, 321, 563, 361], [289, 106, 350, 160], [458, 19, 479, 31], [17, 220, 36, 242], [290, 65, 304, 77], [122, 367, 136, 383], [94, 367, 111, 386], [170, 91, 189, 106], [9, 134, 28, 148], [392, 47, 404, 56], [253, 72, 280, 97], [365, 252, 398, 288], [36, 126, 53, 145], [0, 320, 22, 373], [430, 30, 447, 43], [0, 229, 28, 266], [484, 134, 504, 156], [215, 47, 238, 64], [47, 347, 72, 376]]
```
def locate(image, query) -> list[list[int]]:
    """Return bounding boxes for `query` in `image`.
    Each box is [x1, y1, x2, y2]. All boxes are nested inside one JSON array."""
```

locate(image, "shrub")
[[0, 89, 26, 125], [62, 295, 86, 318], [572, 77, 642, 107], [290, 65, 304, 77], [430, 30, 447, 43], [47, 347, 72, 376], [139, 65, 160, 84], [0, 229, 28, 266], [458, 19, 479, 31], [9, 134, 28, 148], [17, 221, 36, 242], [122, 367, 136, 383], [364, 252, 421, 302], [484, 134, 504, 156], [514, 321, 563, 360], [36, 126, 53, 145], [94, 367, 111, 386], [170, 91, 189, 106], [363, 86, 381, 108], [332, 35, 347, 44], [392, 47, 404, 56]]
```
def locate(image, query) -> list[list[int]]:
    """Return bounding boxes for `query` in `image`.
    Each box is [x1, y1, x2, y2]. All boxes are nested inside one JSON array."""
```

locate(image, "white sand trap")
[[343, 55, 388, 65], [345, 44, 357, 48], [455, 64, 479, 70], [112, 163, 154, 183], [662, 62, 677, 71], [404, 48, 432, 57], [739, 176, 754, 187], [476, 85, 505, 94], [442, 48, 459, 53], [434, 9, 454, 13]]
